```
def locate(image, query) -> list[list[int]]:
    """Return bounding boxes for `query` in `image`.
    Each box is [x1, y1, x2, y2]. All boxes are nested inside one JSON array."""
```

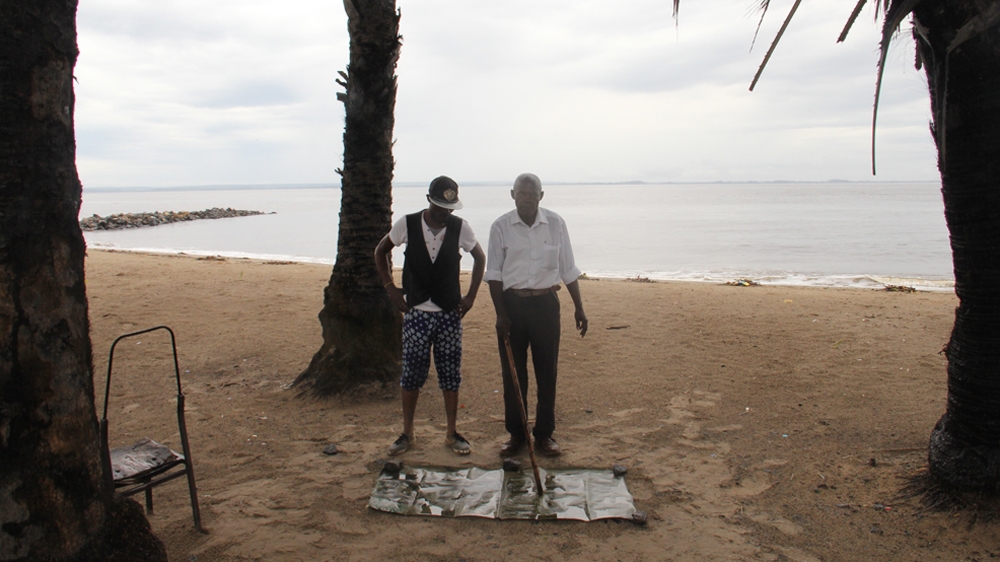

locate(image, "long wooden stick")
[[502, 335, 544, 494]]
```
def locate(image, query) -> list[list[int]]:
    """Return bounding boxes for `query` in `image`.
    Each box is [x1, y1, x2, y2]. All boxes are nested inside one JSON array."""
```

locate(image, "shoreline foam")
[[86, 246, 955, 292]]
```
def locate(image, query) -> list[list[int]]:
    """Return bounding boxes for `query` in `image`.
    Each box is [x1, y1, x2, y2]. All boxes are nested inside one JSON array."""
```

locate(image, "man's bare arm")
[[374, 234, 408, 313], [460, 243, 487, 317]]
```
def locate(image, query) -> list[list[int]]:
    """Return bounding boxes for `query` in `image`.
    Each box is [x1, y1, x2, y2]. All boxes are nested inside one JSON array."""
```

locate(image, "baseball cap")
[[427, 176, 463, 210]]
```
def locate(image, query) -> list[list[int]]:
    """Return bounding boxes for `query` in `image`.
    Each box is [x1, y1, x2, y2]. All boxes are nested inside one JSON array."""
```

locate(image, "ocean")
[[80, 181, 954, 291]]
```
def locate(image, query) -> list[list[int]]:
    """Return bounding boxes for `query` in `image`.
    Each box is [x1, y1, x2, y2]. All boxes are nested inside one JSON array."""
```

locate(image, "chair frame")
[[99, 325, 204, 533]]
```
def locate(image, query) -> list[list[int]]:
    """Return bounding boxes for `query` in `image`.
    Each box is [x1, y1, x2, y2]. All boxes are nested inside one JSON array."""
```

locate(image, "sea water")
[[80, 181, 954, 291]]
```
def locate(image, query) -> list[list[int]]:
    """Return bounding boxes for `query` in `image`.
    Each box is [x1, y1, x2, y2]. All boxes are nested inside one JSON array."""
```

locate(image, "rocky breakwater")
[[80, 208, 270, 231]]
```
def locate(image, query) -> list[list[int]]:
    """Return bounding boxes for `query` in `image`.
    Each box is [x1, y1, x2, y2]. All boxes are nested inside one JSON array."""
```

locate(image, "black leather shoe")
[[536, 437, 562, 457], [499, 437, 525, 457]]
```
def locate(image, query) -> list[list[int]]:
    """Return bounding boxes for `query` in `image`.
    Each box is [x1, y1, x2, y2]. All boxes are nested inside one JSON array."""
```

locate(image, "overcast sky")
[[75, 0, 939, 187]]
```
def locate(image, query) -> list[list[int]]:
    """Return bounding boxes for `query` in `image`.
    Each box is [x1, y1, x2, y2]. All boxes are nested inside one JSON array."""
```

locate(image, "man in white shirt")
[[375, 176, 486, 456], [485, 173, 588, 457]]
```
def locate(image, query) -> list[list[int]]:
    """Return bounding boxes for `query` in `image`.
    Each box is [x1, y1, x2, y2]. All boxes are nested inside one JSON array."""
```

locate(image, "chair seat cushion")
[[110, 437, 184, 481]]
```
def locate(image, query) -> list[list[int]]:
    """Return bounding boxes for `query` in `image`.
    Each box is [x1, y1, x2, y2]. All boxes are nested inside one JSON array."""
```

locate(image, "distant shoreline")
[[83, 179, 942, 193]]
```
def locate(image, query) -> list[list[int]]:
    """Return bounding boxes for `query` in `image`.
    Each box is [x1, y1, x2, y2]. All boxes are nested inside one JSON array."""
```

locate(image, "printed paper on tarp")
[[368, 465, 636, 521]]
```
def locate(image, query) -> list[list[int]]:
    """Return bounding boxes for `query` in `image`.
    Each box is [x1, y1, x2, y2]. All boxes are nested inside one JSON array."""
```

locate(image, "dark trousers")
[[498, 291, 560, 440]]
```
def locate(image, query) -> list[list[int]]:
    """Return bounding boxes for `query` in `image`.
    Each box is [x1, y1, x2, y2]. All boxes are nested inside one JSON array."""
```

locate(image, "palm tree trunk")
[[1, 2, 165, 560], [294, 0, 402, 395], [0, 1, 105, 558], [914, 0, 1000, 494]]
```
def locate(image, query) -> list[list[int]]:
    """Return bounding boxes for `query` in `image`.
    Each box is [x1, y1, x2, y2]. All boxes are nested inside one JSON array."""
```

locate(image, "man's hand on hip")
[[385, 285, 410, 313]]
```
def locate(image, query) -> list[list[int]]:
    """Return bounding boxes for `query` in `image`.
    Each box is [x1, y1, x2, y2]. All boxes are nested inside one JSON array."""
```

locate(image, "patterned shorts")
[[400, 308, 463, 392]]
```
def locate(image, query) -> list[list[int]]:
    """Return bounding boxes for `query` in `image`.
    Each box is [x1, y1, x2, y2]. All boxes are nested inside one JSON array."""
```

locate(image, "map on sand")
[[368, 464, 637, 521]]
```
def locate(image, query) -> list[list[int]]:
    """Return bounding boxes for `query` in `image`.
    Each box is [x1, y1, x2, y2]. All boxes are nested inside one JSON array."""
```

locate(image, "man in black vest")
[[375, 176, 486, 456]]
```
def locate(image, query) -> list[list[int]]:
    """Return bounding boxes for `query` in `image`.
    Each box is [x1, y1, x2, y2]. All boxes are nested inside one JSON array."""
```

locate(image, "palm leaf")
[[837, 0, 868, 43], [870, 0, 920, 173], [749, 0, 802, 91], [749, 0, 772, 53]]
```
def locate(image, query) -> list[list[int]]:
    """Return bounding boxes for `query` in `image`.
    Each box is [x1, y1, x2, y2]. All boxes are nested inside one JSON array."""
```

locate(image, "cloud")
[[73, 0, 938, 187], [190, 81, 300, 109]]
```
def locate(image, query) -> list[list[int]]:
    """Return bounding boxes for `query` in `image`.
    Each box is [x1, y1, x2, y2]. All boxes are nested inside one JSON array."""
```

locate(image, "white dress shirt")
[[389, 214, 478, 311], [484, 207, 582, 290]]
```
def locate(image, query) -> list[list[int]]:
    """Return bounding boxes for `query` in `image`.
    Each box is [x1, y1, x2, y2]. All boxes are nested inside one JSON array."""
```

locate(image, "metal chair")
[[99, 326, 204, 533]]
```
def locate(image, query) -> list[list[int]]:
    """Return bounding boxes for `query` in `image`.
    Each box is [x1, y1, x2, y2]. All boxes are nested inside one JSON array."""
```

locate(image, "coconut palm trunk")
[[911, 0, 1000, 494], [0, 2, 107, 559], [0, 2, 166, 560], [294, 0, 402, 395]]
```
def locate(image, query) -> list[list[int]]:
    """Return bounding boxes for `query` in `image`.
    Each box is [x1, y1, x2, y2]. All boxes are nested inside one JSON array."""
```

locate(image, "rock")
[[630, 511, 648, 525], [612, 463, 628, 477], [502, 458, 522, 472], [322, 443, 339, 455], [80, 208, 269, 231], [382, 460, 404, 474]]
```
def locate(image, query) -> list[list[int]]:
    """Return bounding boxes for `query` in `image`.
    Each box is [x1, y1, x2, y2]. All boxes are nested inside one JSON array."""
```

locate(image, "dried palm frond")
[[837, 0, 868, 43], [749, 0, 772, 52], [749, 0, 802, 92]]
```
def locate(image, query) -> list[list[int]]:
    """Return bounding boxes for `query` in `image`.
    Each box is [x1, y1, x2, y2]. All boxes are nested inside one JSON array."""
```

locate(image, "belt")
[[507, 286, 560, 297]]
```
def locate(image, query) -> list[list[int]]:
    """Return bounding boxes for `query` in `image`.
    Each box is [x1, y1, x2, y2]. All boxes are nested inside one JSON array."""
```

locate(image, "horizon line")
[[85, 178, 941, 192]]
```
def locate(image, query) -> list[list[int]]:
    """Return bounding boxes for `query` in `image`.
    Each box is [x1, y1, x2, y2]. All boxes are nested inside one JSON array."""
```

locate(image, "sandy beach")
[[85, 249, 999, 561]]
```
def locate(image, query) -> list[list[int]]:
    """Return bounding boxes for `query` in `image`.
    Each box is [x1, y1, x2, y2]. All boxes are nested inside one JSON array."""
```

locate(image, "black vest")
[[402, 212, 463, 312]]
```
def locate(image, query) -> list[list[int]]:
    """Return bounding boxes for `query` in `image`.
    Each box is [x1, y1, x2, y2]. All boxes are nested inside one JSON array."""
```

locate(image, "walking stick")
[[502, 335, 544, 494]]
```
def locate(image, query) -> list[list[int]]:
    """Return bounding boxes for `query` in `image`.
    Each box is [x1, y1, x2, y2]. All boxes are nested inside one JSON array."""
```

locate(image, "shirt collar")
[[512, 207, 549, 227]]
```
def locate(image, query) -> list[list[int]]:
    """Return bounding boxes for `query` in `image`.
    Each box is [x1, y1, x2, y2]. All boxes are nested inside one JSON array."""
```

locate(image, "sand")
[[84, 249, 1000, 561]]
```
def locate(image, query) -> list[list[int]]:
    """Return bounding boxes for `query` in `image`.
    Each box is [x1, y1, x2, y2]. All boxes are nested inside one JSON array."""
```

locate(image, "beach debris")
[[625, 275, 652, 283], [322, 443, 339, 455], [612, 464, 629, 477], [80, 208, 270, 231], [381, 460, 404, 474], [883, 284, 916, 293], [502, 458, 522, 472], [725, 278, 759, 287], [606, 325, 630, 330]]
